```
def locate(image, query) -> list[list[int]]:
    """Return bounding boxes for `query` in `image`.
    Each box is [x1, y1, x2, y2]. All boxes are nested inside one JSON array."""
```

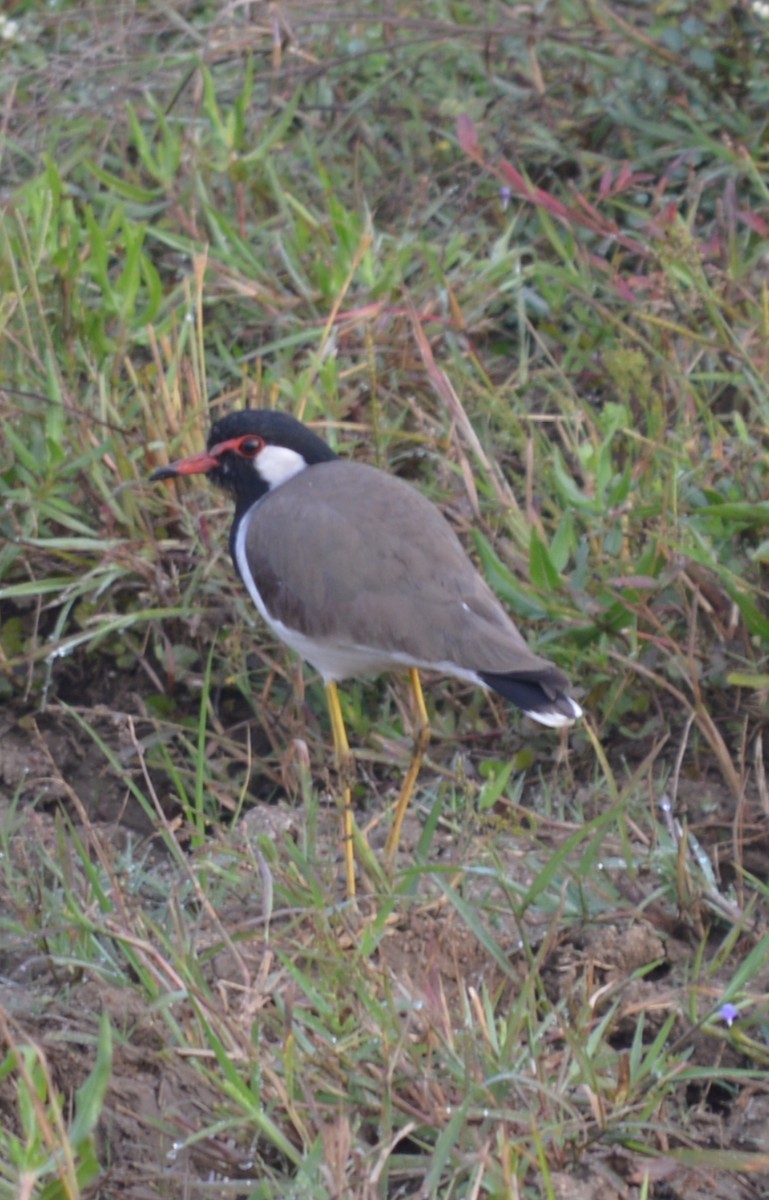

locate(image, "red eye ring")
[[238, 436, 263, 458]]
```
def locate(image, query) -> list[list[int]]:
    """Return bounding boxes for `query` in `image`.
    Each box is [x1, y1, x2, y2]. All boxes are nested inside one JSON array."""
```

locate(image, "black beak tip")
[[150, 466, 178, 482]]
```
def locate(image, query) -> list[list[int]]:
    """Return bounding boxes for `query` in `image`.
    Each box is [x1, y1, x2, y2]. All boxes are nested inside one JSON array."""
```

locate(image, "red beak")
[[150, 448, 221, 481], [150, 437, 245, 482]]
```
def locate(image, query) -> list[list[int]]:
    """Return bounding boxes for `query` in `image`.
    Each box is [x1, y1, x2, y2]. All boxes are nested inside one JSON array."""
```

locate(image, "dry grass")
[[2, 1, 769, 1197]]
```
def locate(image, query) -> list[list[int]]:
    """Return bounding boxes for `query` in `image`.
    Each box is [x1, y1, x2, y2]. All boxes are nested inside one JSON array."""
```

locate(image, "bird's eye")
[[238, 437, 263, 458]]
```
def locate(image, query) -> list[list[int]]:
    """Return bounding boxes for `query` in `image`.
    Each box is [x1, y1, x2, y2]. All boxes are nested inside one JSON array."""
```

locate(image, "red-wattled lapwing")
[[151, 410, 582, 896]]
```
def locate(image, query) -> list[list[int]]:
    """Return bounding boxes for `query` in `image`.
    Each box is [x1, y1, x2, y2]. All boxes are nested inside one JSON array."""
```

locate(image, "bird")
[[151, 409, 582, 896]]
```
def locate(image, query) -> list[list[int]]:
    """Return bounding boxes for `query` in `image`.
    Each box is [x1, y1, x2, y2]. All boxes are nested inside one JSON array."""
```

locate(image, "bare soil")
[[2, 655, 768, 1198]]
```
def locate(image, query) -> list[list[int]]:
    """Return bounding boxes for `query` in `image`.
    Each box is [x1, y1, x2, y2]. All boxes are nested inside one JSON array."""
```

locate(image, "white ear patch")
[[255, 444, 307, 488]]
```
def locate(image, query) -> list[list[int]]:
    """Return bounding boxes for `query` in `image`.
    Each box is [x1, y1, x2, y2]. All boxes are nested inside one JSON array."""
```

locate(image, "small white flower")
[[0, 16, 21, 42]]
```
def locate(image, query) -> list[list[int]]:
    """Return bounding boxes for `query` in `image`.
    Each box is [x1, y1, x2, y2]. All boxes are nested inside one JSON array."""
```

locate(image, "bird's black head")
[[151, 409, 338, 514]]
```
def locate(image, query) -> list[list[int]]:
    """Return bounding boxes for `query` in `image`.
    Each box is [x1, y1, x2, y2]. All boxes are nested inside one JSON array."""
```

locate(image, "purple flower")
[[719, 1003, 740, 1027], [500, 187, 512, 211]]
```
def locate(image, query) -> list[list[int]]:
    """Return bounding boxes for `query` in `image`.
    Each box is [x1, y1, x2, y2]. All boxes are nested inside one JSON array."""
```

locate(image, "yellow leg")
[[384, 668, 431, 869], [325, 681, 357, 899]]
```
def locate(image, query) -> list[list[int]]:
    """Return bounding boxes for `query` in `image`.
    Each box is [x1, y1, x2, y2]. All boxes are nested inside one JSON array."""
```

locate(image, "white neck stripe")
[[234, 515, 275, 629]]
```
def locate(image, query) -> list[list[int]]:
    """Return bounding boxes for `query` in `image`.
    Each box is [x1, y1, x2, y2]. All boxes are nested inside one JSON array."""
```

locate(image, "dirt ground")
[[2, 657, 769, 1198]]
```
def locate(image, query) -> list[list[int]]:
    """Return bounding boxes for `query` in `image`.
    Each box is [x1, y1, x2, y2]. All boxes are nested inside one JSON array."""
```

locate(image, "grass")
[[2, 0, 769, 1195]]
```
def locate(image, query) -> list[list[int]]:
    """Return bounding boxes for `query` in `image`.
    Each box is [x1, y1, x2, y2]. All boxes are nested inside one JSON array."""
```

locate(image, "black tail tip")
[[478, 672, 582, 728]]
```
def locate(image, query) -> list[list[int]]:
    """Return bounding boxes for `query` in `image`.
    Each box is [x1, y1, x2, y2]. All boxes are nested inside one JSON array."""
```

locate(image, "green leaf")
[[726, 672, 769, 689], [477, 760, 516, 811], [529, 528, 562, 592], [68, 1012, 112, 1146], [472, 532, 548, 619], [85, 161, 161, 204], [551, 448, 595, 512], [550, 511, 575, 572], [700, 501, 769, 526]]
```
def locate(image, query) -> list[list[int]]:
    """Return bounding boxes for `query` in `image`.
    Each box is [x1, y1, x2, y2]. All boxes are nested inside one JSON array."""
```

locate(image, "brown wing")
[[244, 460, 565, 683]]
